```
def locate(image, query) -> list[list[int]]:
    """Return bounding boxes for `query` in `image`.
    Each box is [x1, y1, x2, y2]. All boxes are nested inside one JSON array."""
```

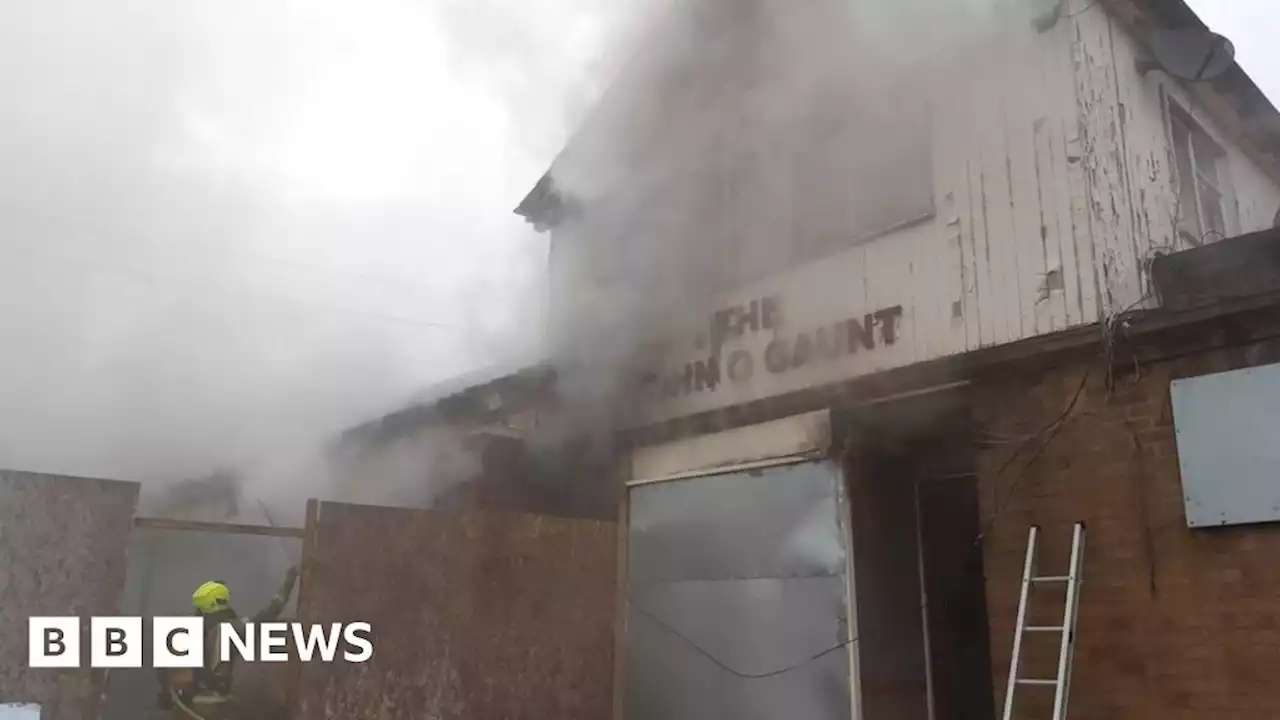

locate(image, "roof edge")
[[332, 361, 558, 455]]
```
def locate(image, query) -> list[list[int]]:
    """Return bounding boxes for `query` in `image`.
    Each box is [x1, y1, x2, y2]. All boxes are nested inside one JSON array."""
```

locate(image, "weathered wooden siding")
[[617, 6, 1280, 424], [947, 12, 1103, 346], [1069, 4, 1280, 314], [631, 12, 1100, 423]]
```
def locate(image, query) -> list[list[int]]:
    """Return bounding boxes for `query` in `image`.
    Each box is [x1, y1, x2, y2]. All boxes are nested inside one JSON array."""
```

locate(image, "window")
[[789, 73, 934, 267], [1169, 104, 1230, 245]]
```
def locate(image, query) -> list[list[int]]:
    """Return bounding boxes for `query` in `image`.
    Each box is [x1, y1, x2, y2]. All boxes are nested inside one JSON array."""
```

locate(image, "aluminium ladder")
[[1001, 522, 1086, 720]]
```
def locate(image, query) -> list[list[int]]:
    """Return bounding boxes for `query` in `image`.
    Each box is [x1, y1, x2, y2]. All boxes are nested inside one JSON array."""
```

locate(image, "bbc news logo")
[[29, 617, 373, 668]]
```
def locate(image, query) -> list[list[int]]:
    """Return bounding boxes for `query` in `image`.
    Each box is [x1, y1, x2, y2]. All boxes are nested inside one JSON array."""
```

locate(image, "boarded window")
[[562, 0, 936, 301], [788, 74, 934, 267], [1170, 361, 1280, 528]]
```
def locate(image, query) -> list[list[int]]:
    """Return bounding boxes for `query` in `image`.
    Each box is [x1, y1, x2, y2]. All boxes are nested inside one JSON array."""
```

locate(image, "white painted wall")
[[546, 2, 1280, 425], [1069, 4, 1280, 313]]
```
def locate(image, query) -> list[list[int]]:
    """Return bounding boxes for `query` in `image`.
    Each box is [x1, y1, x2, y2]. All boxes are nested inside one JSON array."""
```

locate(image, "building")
[[329, 360, 618, 520], [341, 0, 1280, 718]]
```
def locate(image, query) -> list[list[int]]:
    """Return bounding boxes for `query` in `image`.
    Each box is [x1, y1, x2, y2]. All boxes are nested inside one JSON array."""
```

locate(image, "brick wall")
[[972, 328, 1280, 719]]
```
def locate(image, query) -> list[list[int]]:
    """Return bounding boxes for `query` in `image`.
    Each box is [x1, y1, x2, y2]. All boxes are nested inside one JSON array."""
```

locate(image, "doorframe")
[[616, 431, 861, 720]]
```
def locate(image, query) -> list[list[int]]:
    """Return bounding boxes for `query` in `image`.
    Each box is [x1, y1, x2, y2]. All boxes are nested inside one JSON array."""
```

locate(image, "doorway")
[[618, 399, 994, 720], [624, 458, 856, 720], [839, 398, 995, 720]]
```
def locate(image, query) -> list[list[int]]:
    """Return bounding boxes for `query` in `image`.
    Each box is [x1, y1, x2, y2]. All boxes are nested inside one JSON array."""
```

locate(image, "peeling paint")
[[567, 4, 1280, 422], [1070, 5, 1280, 314]]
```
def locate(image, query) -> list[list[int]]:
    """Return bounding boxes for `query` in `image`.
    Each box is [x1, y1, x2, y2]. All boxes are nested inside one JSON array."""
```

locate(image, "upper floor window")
[[1169, 103, 1230, 245], [788, 74, 934, 268]]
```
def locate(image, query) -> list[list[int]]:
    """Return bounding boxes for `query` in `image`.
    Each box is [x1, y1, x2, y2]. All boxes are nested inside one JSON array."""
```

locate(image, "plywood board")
[[0, 470, 139, 720], [293, 502, 617, 720]]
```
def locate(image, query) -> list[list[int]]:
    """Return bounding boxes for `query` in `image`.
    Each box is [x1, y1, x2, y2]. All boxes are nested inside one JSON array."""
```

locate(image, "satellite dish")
[[1144, 29, 1236, 82]]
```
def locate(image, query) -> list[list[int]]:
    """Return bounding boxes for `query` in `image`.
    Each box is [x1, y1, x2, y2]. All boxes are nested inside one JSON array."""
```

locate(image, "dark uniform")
[[159, 568, 298, 720]]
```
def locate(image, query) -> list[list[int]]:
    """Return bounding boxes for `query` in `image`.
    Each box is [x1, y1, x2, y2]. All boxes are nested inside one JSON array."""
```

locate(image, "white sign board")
[[0, 704, 41, 720], [1171, 361, 1280, 528], [632, 269, 915, 426]]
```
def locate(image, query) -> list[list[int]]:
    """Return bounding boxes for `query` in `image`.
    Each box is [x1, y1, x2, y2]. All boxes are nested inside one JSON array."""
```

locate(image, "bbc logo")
[[29, 617, 206, 668], [30, 616, 374, 668]]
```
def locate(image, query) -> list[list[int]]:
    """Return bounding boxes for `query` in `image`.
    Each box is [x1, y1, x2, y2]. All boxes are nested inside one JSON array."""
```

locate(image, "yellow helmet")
[[192, 581, 230, 614]]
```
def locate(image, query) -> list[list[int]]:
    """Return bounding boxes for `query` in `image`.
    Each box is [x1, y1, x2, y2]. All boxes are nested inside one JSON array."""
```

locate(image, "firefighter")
[[157, 567, 300, 720]]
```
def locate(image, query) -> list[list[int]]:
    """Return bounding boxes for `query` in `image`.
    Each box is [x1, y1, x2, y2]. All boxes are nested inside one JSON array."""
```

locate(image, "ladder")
[[1001, 522, 1086, 720]]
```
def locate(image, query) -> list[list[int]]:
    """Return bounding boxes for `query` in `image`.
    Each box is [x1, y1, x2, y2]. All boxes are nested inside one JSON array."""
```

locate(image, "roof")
[[513, 173, 570, 233], [514, 0, 1280, 231], [1114, 0, 1280, 169], [332, 360, 557, 454]]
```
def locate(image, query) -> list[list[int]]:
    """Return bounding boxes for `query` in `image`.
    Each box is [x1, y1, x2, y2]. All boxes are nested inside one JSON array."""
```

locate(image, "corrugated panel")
[[293, 503, 616, 720], [1171, 361, 1280, 528], [0, 470, 139, 720]]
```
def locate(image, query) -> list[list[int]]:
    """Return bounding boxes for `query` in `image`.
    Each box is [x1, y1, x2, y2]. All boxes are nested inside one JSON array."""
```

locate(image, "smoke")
[[543, 0, 1040, 431], [0, 0, 1048, 513], [0, 0, 639, 507]]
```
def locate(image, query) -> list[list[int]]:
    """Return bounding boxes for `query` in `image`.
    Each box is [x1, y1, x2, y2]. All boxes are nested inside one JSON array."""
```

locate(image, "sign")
[[646, 294, 904, 401], [0, 705, 41, 720]]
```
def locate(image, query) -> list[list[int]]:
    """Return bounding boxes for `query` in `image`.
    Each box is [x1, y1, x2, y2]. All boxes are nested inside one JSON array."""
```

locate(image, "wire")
[[1063, 0, 1099, 19], [0, 195, 469, 297], [3, 239, 469, 332], [1035, 0, 1098, 31], [169, 688, 206, 720], [627, 599, 856, 680], [889, 160, 1220, 692], [975, 427, 1048, 445], [975, 362, 1104, 540], [977, 364, 1092, 544]]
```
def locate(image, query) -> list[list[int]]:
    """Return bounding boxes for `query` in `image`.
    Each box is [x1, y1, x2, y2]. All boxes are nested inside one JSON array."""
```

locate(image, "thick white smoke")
[[543, 0, 1032, 431], [0, 0, 648, 507]]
